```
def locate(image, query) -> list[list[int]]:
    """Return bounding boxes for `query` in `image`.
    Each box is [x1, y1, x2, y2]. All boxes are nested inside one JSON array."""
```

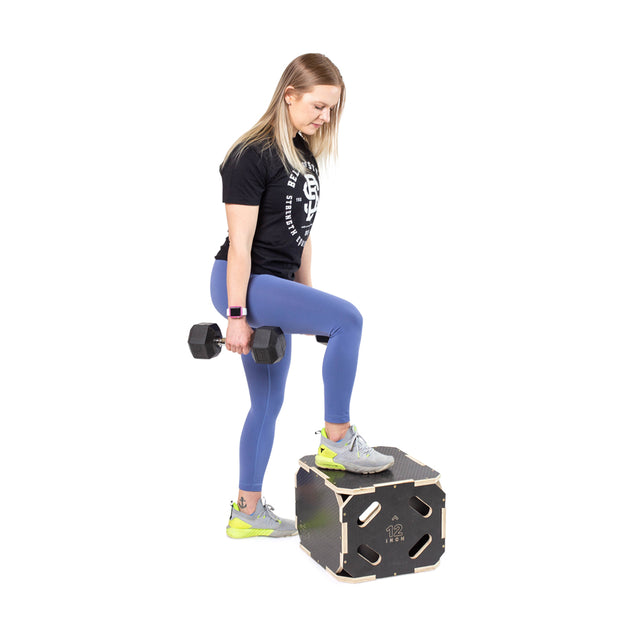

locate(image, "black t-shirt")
[[215, 132, 320, 280]]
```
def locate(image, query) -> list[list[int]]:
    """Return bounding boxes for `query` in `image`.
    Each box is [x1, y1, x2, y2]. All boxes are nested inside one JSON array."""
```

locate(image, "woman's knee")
[[248, 386, 286, 422], [243, 353, 290, 418], [335, 300, 363, 336]]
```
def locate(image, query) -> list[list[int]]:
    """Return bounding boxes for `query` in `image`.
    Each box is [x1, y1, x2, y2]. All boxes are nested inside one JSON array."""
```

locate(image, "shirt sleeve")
[[219, 145, 267, 206]]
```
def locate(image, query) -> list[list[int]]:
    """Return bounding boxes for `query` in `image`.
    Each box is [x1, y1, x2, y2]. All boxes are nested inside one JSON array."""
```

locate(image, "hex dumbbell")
[[188, 323, 286, 364]]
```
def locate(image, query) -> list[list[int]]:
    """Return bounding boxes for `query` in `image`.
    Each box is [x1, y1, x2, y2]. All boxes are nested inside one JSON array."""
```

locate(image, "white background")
[[1, 1, 638, 638]]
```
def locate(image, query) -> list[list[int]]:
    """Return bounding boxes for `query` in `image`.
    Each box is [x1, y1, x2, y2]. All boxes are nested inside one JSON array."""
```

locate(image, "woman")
[[211, 53, 394, 539]]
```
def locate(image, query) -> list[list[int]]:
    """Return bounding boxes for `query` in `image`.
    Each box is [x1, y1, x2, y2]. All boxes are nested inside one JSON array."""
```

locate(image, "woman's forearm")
[[227, 245, 252, 308], [224, 203, 259, 310]]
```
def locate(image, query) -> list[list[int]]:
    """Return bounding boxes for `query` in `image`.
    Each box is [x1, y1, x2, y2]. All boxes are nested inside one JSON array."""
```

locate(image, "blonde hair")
[[221, 53, 346, 175]]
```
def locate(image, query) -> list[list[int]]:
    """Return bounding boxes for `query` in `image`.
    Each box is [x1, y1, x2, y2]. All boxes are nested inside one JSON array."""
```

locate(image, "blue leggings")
[[210, 259, 363, 491]]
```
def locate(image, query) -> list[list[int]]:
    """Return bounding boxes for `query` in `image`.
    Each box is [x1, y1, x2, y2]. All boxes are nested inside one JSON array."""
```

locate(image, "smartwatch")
[[227, 306, 248, 319]]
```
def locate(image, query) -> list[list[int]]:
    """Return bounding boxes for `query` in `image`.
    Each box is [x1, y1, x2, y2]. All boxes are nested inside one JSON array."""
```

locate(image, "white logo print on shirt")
[[303, 174, 319, 222], [284, 161, 319, 247]]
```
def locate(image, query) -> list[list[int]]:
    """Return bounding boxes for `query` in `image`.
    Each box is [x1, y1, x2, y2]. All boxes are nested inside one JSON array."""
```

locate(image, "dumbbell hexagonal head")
[[251, 326, 286, 364], [188, 323, 223, 359]]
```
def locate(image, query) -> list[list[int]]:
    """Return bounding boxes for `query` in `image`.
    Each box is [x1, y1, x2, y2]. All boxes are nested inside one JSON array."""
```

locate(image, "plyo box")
[[295, 447, 446, 582]]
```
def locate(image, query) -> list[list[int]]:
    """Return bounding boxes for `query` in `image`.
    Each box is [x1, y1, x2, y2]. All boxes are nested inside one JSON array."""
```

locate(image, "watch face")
[[229, 307, 243, 317]]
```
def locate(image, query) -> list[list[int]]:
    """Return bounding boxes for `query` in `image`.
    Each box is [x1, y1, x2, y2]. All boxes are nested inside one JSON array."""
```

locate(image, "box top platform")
[[298, 447, 440, 495]]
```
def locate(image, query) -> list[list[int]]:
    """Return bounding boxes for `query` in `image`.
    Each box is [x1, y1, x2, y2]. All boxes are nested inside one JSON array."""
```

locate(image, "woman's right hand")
[[225, 319, 254, 355]]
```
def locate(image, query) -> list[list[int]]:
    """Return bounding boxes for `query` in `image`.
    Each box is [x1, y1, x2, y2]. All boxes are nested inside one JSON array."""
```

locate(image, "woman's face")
[[285, 85, 341, 136]]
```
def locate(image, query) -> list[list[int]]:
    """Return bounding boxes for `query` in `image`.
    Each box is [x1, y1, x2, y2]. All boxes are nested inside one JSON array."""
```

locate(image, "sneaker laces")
[[258, 498, 281, 524], [346, 430, 375, 457]]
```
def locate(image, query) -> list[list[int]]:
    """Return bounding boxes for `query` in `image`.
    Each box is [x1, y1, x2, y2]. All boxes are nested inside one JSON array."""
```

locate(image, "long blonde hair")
[[221, 53, 346, 175]]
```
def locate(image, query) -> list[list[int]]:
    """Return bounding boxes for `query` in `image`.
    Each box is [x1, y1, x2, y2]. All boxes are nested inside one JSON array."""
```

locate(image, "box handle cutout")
[[357, 501, 381, 528], [357, 544, 382, 566], [408, 534, 432, 559], [409, 495, 432, 518]]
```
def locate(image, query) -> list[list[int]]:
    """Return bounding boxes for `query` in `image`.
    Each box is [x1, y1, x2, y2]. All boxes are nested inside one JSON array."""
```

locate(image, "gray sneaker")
[[226, 498, 297, 539], [315, 425, 394, 474]]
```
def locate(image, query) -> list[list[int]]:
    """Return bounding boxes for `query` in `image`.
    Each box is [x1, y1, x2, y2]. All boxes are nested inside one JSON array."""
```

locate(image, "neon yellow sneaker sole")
[[226, 516, 274, 539], [226, 525, 275, 539], [315, 454, 346, 470]]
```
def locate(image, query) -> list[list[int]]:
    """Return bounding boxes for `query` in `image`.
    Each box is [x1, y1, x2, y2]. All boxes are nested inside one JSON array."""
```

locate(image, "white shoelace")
[[347, 432, 374, 457], [258, 498, 281, 524]]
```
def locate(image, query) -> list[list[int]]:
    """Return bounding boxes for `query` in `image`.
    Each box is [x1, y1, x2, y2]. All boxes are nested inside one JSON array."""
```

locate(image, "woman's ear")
[[284, 85, 298, 106]]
